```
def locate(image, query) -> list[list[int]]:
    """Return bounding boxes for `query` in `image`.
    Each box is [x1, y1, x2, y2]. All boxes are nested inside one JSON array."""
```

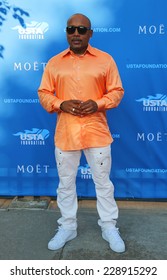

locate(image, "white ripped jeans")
[[55, 145, 118, 231]]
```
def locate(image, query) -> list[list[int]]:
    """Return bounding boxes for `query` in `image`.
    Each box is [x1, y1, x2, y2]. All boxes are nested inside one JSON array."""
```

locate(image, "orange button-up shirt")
[[38, 44, 124, 151]]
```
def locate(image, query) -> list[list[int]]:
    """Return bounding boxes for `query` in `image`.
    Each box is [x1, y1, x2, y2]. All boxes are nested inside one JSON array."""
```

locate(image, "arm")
[[38, 63, 83, 115], [38, 63, 63, 113], [78, 58, 124, 116], [96, 58, 124, 111]]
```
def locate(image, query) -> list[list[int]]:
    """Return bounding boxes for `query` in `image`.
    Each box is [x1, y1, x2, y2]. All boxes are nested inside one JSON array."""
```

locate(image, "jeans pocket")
[[95, 153, 111, 174], [55, 148, 65, 176], [88, 147, 111, 178]]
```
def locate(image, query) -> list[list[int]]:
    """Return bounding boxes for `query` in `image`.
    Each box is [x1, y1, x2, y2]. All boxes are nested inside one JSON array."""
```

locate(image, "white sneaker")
[[48, 227, 77, 250], [102, 227, 125, 253]]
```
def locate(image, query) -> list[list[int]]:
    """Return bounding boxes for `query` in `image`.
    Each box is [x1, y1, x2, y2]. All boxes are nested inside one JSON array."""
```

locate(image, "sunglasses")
[[66, 25, 91, 35]]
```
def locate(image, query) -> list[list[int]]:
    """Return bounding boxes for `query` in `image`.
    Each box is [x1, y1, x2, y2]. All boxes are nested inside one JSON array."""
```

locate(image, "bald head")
[[67, 13, 91, 29], [66, 13, 93, 55]]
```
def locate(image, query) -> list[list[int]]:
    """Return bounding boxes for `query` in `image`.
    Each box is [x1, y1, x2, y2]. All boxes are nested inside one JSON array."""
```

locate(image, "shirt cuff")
[[96, 99, 106, 111], [52, 99, 64, 112]]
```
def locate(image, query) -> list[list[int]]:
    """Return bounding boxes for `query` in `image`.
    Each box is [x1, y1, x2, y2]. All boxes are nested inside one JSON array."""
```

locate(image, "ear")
[[89, 29, 93, 38]]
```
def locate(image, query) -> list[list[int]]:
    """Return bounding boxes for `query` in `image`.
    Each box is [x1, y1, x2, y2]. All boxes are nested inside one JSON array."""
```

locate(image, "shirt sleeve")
[[96, 57, 124, 110], [38, 61, 63, 113]]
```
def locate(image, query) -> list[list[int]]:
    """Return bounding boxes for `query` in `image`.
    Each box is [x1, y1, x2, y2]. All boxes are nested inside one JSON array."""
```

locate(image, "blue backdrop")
[[0, 0, 167, 199]]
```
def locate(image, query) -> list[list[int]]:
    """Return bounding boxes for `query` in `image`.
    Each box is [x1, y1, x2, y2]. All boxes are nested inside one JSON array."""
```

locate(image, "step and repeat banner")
[[0, 0, 167, 199]]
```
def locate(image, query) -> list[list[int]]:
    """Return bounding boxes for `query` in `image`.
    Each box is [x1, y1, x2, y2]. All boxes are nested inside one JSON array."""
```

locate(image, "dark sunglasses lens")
[[66, 26, 89, 35], [77, 27, 87, 34], [66, 26, 75, 34]]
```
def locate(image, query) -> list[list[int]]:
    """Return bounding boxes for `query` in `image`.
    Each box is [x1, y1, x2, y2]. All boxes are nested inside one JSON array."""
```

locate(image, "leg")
[[84, 145, 125, 253], [55, 147, 81, 230], [48, 147, 81, 250], [84, 145, 118, 230]]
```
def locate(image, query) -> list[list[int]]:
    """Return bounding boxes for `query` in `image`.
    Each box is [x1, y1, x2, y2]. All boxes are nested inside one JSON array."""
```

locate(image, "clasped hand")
[[60, 99, 98, 116]]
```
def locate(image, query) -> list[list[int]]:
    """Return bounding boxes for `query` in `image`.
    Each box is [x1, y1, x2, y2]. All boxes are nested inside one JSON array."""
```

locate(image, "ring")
[[72, 108, 75, 112]]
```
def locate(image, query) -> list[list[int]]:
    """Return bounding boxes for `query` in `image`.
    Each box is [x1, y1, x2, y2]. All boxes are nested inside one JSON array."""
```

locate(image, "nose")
[[74, 28, 80, 35]]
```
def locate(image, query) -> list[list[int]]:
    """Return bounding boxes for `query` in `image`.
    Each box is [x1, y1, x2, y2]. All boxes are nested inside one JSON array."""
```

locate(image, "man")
[[38, 13, 125, 253]]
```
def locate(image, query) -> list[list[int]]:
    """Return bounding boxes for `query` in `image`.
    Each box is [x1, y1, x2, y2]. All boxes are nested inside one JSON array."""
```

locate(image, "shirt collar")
[[61, 44, 97, 57]]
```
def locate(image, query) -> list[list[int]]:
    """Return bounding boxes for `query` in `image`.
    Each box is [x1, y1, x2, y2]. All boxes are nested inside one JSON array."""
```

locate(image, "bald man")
[[38, 13, 125, 253]]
